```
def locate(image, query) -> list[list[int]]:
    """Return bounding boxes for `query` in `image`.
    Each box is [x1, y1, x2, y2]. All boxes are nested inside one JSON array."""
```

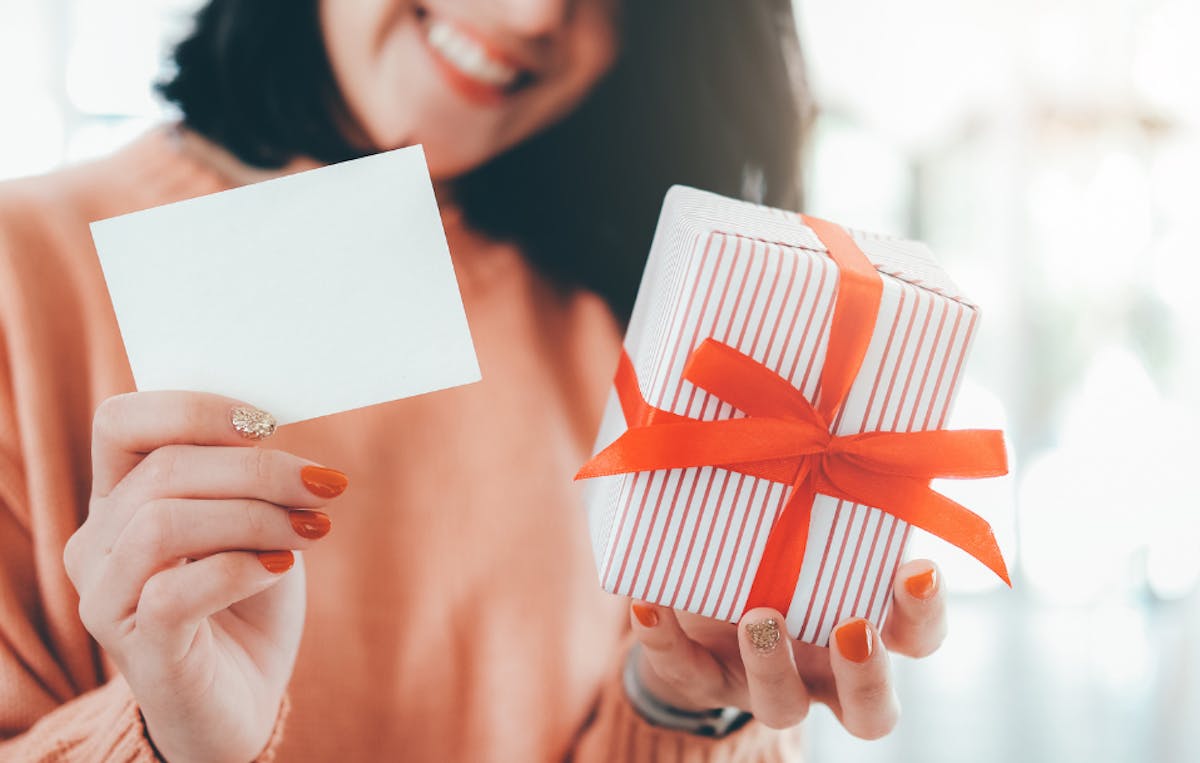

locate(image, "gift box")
[[577, 186, 1009, 646]]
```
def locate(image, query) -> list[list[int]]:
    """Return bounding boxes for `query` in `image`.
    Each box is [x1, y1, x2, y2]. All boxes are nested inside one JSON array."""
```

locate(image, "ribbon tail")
[[743, 477, 816, 616], [822, 464, 1011, 587], [897, 487, 1011, 587], [836, 428, 1009, 479]]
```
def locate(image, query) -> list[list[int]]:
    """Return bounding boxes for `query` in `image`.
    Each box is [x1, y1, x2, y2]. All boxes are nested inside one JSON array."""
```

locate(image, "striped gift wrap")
[[582, 186, 980, 646]]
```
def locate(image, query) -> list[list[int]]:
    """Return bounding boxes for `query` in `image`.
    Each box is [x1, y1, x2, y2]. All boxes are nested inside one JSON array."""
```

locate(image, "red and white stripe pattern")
[[582, 186, 978, 645]]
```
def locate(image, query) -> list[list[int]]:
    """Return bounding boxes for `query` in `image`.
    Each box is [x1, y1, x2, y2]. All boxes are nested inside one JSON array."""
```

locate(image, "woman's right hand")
[[63, 392, 348, 763]]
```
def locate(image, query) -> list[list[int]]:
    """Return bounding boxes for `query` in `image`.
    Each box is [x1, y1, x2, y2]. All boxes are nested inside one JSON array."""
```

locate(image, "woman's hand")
[[629, 559, 946, 739], [63, 392, 348, 763]]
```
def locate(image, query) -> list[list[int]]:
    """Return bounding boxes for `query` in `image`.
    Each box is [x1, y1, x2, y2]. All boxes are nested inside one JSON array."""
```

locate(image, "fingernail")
[[300, 465, 349, 498], [834, 619, 874, 663], [905, 568, 937, 600], [231, 405, 276, 440], [746, 618, 782, 654], [289, 510, 331, 540], [631, 602, 659, 628], [257, 550, 294, 574]]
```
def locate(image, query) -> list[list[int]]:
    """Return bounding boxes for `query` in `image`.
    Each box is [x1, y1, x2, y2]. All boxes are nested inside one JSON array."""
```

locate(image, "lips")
[[427, 19, 520, 88], [417, 6, 533, 106]]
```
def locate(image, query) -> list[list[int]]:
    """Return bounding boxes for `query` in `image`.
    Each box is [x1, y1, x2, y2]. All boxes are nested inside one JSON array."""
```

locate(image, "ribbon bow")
[[577, 215, 1010, 617]]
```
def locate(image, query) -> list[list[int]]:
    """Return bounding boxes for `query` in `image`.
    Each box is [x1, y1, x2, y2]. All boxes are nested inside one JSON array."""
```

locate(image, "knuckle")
[[251, 447, 274, 483], [214, 552, 246, 590], [125, 501, 175, 560], [181, 394, 211, 434], [137, 574, 181, 629], [86, 493, 113, 521], [135, 446, 179, 488], [240, 499, 271, 539], [62, 529, 85, 585], [76, 585, 110, 641], [76, 593, 97, 631], [91, 394, 130, 439]]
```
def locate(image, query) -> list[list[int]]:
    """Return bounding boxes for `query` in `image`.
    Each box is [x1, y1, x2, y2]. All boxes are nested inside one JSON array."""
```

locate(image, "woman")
[[0, 1, 949, 760]]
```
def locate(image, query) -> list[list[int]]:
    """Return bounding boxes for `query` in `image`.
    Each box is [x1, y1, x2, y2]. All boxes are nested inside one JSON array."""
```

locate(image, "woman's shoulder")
[[0, 161, 103, 332], [0, 126, 230, 412], [0, 124, 226, 266], [0, 164, 77, 271]]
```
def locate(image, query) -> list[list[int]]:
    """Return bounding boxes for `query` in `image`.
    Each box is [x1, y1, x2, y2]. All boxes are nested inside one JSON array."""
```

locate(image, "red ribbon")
[[577, 215, 1010, 617]]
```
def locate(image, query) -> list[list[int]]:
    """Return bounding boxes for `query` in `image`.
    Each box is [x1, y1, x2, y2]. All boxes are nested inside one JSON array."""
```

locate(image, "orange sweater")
[[0, 127, 802, 761]]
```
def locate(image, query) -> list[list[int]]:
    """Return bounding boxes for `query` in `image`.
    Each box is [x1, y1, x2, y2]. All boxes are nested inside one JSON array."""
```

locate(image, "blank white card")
[[91, 145, 481, 426]]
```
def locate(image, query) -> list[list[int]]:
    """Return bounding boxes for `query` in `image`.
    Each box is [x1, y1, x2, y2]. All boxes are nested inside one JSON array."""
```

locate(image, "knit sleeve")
[[0, 201, 286, 762], [0, 672, 290, 763], [0, 349, 166, 761], [0, 675, 161, 762], [569, 635, 805, 763]]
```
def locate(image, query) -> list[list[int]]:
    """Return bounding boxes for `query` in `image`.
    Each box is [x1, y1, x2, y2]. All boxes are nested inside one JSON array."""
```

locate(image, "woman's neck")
[[171, 125, 324, 187], [170, 123, 463, 221]]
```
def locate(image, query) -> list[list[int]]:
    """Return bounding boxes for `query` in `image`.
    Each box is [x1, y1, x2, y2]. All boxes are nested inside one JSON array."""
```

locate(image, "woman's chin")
[[400, 132, 501, 181]]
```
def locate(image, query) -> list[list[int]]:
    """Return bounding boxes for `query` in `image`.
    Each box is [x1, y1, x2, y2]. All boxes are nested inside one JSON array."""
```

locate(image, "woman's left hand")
[[629, 558, 946, 739]]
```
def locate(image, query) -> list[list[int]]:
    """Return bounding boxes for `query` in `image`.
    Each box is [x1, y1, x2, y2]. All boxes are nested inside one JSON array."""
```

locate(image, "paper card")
[[90, 145, 480, 426]]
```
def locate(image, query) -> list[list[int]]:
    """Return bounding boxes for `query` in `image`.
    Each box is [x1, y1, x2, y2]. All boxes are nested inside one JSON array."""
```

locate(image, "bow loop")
[[683, 339, 827, 428], [576, 416, 831, 481]]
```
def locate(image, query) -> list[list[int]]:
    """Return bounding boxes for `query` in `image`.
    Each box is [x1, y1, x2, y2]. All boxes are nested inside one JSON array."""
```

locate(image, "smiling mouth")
[[415, 5, 534, 104]]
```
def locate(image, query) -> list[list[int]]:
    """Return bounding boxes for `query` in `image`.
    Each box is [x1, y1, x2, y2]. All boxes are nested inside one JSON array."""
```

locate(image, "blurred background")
[[1, 0, 1196, 760]]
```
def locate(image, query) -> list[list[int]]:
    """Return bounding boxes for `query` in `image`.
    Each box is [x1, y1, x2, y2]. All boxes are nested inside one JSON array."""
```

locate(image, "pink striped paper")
[[581, 186, 978, 646]]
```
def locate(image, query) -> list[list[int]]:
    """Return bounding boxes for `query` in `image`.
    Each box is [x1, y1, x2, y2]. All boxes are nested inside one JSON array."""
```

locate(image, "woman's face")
[[321, 0, 619, 179]]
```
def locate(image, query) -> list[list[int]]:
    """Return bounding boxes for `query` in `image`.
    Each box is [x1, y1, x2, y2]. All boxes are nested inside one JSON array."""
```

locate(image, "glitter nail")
[[746, 618, 782, 653], [231, 405, 277, 440]]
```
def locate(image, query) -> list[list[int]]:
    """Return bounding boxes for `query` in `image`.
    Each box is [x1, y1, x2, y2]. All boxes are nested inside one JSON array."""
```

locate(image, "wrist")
[[632, 645, 711, 712], [623, 644, 753, 737]]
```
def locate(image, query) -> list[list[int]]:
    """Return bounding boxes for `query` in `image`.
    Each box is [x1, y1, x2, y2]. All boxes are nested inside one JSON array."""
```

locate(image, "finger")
[[737, 608, 810, 729], [829, 618, 900, 740], [630, 601, 734, 709], [92, 391, 278, 497], [135, 549, 296, 660], [112, 444, 347, 512], [97, 499, 330, 620], [883, 559, 947, 658]]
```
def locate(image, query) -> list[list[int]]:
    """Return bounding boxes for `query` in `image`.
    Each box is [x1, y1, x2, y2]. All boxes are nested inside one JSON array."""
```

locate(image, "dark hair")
[[160, 0, 812, 321]]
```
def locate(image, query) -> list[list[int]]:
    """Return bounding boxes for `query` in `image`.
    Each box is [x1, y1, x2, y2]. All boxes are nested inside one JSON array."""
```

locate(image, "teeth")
[[426, 19, 519, 89]]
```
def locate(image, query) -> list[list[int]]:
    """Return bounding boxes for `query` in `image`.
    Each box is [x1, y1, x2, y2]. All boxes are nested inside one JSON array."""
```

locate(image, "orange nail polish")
[[258, 550, 294, 574], [834, 619, 874, 663], [631, 602, 659, 628], [905, 568, 937, 600], [289, 510, 332, 540], [300, 465, 349, 498]]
